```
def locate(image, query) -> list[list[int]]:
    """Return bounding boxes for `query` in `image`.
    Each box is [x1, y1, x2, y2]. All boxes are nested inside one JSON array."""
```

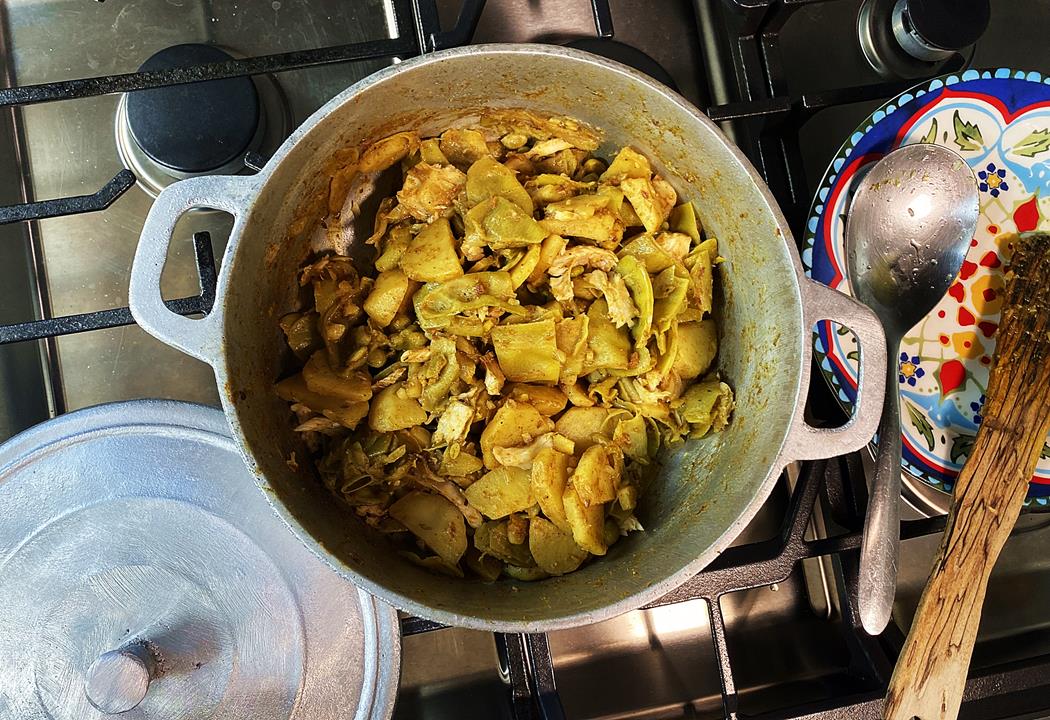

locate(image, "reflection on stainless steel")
[[3, 0, 394, 412], [0, 402, 400, 720]]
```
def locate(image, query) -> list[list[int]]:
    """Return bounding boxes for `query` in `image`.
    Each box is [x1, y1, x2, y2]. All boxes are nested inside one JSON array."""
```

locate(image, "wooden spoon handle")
[[884, 232, 1050, 720]]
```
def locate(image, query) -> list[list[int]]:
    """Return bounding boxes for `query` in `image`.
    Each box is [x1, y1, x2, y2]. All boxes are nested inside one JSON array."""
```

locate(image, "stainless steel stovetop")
[[1, 1, 1050, 718]]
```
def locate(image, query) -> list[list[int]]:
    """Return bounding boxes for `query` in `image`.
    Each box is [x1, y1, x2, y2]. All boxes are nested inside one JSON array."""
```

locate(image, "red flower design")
[[938, 359, 966, 398], [1013, 195, 1040, 232]]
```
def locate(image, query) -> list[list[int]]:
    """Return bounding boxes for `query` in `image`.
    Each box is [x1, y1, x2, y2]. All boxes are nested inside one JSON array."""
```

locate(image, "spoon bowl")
[[845, 142, 979, 635]]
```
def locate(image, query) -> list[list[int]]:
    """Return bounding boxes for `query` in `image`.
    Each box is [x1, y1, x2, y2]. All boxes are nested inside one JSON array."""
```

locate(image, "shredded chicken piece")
[[414, 463, 484, 528], [480, 353, 506, 395], [396, 162, 466, 222], [372, 365, 407, 391], [547, 246, 619, 302], [525, 138, 573, 158], [492, 432, 575, 469], [294, 416, 344, 434], [584, 270, 638, 328], [433, 400, 476, 446], [401, 348, 431, 364]]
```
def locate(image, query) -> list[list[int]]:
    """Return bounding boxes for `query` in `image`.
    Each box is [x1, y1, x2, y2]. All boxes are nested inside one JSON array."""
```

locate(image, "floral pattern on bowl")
[[802, 68, 1050, 508]]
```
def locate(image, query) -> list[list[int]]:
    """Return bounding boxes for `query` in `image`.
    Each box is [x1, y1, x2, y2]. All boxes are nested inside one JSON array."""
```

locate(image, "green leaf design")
[[1013, 128, 1050, 158], [952, 110, 984, 152], [846, 350, 860, 361], [904, 401, 936, 452], [920, 118, 938, 144], [836, 324, 852, 336], [951, 434, 976, 464], [1041, 443, 1050, 461]]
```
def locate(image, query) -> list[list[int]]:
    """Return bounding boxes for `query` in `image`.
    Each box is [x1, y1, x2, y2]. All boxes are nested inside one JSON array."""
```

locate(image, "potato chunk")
[[673, 320, 718, 381], [505, 383, 568, 416], [400, 217, 463, 282], [491, 319, 560, 383], [389, 491, 467, 567], [464, 466, 534, 519], [529, 516, 588, 575], [479, 400, 553, 469], [571, 445, 619, 505], [563, 484, 606, 556], [369, 383, 427, 432], [530, 447, 573, 532], [363, 269, 412, 328], [554, 406, 614, 451]]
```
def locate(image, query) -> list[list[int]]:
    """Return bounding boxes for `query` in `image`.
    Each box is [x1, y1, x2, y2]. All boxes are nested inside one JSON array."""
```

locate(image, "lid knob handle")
[[84, 643, 156, 714]]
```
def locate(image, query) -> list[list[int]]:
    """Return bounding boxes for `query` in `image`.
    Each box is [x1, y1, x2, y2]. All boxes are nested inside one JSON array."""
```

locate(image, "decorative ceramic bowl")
[[803, 68, 1050, 508]]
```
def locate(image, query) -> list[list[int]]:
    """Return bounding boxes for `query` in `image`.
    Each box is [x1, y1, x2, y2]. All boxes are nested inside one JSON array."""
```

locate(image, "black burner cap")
[[127, 44, 259, 174], [906, 0, 990, 51], [565, 39, 678, 91]]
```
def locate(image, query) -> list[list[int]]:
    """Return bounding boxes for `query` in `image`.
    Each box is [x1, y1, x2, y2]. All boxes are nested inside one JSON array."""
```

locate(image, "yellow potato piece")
[[375, 225, 412, 272], [673, 320, 718, 381], [359, 131, 419, 173], [464, 466, 534, 519], [439, 128, 492, 167], [369, 383, 427, 432], [302, 351, 372, 403], [554, 406, 613, 451], [505, 384, 568, 416], [419, 138, 449, 165], [562, 484, 606, 556], [491, 320, 561, 383], [275, 374, 369, 429], [363, 269, 412, 328], [479, 400, 553, 469], [529, 516, 588, 575], [400, 218, 464, 283], [474, 520, 535, 566], [571, 445, 619, 506], [389, 491, 467, 567], [530, 447, 573, 533]]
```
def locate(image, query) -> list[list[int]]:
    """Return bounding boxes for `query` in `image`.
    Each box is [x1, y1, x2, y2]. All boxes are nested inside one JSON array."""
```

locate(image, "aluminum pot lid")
[[0, 400, 400, 720]]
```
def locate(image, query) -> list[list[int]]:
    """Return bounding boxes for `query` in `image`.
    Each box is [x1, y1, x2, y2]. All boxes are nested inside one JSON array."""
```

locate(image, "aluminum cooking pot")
[[129, 45, 887, 632]]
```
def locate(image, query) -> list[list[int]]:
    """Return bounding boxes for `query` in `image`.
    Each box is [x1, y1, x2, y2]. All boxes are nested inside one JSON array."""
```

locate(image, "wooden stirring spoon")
[[884, 231, 1050, 720]]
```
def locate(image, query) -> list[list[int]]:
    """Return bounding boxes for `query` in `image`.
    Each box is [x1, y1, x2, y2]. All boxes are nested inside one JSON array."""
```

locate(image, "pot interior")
[[219, 46, 804, 629]]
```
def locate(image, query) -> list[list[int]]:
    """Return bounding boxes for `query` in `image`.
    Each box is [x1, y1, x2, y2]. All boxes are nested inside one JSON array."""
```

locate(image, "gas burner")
[[857, 0, 990, 79], [115, 43, 291, 197], [564, 38, 677, 91]]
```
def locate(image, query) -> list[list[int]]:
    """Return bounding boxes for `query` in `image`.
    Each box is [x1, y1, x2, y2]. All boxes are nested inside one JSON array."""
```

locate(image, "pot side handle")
[[779, 278, 887, 463], [129, 175, 258, 366]]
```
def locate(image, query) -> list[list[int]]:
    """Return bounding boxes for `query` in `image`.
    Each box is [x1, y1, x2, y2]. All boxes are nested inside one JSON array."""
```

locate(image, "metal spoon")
[[845, 143, 979, 635]]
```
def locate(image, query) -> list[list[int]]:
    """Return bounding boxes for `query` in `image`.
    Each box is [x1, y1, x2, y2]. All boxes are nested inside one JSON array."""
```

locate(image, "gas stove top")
[[1, 1, 1049, 718]]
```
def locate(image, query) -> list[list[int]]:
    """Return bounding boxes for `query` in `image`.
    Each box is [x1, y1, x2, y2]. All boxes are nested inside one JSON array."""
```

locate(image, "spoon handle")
[[858, 347, 902, 635]]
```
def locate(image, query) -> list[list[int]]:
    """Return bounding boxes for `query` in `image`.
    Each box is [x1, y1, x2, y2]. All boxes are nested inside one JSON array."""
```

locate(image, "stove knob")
[[892, 0, 990, 61], [84, 643, 157, 715]]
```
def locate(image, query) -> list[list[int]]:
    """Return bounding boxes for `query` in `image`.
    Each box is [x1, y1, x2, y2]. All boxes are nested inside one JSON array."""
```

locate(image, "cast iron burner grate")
[[1, 1, 1048, 718]]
